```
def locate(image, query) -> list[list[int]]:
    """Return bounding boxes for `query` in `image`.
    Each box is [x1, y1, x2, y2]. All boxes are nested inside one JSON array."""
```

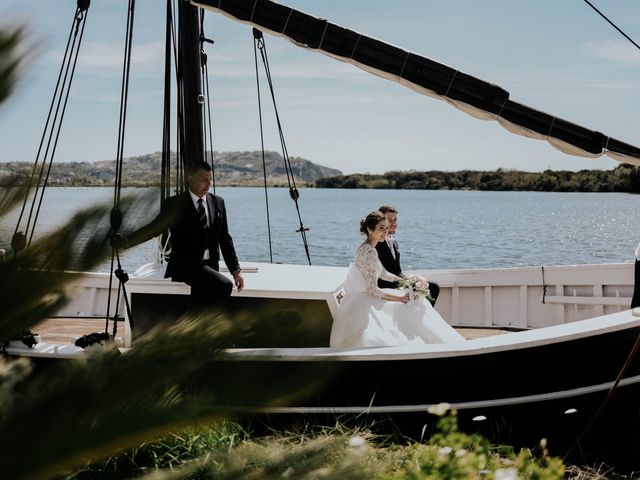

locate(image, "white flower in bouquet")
[[398, 274, 434, 303]]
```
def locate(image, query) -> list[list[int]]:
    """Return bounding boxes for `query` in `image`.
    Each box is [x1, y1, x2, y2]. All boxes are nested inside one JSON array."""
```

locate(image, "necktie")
[[197, 198, 208, 230]]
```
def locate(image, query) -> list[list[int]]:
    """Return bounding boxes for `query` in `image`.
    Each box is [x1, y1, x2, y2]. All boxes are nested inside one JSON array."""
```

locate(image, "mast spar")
[[179, 1, 205, 174], [193, 0, 640, 167]]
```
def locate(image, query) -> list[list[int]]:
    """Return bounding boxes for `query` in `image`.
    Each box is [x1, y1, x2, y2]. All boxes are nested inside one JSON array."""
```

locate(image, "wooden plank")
[[593, 285, 604, 316], [484, 286, 492, 326], [30, 317, 507, 345], [451, 286, 460, 326], [555, 285, 565, 324], [545, 296, 631, 306], [455, 327, 514, 340], [519, 285, 528, 328], [32, 318, 123, 345]]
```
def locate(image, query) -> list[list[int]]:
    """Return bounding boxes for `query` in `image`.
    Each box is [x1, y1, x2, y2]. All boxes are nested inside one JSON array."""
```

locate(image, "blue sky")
[[1, 0, 639, 174]]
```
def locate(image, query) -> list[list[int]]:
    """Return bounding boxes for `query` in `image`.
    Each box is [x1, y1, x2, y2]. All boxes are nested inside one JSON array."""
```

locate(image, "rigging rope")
[[581, 0, 640, 52], [253, 29, 312, 265], [169, 0, 186, 192], [199, 10, 217, 192], [11, 1, 90, 256], [161, 0, 173, 202], [253, 30, 273, 263], [106, 0, 136, 336], [174, 0, 186, 192]]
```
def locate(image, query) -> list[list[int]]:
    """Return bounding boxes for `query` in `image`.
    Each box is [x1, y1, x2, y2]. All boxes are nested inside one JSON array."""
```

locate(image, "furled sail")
[[192, 0, 640, 166]]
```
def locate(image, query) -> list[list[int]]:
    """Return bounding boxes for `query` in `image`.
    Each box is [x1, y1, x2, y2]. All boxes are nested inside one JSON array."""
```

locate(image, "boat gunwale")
[[223, 309, 640, 361]]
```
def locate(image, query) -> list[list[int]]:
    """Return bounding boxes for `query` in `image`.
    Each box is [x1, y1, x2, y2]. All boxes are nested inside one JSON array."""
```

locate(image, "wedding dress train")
[[330, 243, 464, 348]]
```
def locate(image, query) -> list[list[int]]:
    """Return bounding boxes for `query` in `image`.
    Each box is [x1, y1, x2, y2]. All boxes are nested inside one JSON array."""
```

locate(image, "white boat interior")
[[5, 259, 637, 359]]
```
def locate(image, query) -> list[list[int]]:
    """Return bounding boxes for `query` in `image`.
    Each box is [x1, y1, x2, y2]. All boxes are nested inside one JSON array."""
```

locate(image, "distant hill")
[[0, 151, 342, 187]]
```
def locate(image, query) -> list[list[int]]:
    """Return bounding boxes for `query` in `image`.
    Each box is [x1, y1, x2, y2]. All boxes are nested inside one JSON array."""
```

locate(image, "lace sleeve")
[[354, 244, 387, 299], [380, 265, 402, 283]]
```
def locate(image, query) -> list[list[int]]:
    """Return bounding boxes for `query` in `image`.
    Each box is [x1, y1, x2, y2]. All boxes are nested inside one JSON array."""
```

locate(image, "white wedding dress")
[[330, 243, 464, 348]]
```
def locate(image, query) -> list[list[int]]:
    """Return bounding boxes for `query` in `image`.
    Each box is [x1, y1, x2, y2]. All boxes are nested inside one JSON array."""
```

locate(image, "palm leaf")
[[0, 183, 330, 479], [0, 192, 154, 341], [0, 25, 28, 106], [0, 310, 333, 479]]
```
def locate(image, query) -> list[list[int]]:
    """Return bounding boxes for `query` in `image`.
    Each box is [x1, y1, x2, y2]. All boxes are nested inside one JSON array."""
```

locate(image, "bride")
[[330, 211, 464, 348]]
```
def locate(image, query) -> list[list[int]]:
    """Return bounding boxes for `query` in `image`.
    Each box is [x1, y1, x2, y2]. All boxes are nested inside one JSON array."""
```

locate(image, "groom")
[[114, 161, 243, 308], [376, 205, 440, 306]]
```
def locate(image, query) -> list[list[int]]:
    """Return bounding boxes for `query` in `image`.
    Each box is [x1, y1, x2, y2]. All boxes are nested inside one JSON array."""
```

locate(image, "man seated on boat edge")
[[376, 205, 440, 307], [111, 161, 244, 309]]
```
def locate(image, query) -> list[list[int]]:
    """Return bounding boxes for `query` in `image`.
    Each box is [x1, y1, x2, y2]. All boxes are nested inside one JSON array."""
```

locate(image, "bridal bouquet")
[[398, 274, 434, 303]]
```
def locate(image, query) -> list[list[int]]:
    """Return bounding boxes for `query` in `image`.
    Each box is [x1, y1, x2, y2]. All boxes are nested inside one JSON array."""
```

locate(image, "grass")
[[63, 419, 640, 480], [59, 412, 576, 480]]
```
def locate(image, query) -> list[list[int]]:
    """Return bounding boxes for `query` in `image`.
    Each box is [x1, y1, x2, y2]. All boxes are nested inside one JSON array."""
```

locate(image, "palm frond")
[[0, 310, 333, 479], [0, 25, 29, 106], [0, 192, 155, 341]]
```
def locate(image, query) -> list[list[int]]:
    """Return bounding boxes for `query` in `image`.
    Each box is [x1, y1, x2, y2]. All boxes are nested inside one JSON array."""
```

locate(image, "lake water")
[[1, 187, 639, 272]]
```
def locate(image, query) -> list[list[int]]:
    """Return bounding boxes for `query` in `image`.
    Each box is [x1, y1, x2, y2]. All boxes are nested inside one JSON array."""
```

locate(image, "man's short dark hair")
[[378, 205, 398, 214], [187, 161, 211, 176]]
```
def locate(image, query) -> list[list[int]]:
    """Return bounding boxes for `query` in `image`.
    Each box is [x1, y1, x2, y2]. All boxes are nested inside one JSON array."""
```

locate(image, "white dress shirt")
[[385, 235, 396, 259]]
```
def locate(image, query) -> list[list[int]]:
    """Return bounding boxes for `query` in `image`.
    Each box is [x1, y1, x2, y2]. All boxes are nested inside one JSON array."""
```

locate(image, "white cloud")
[[49, 40, 164, 72], [586, 40, 640, 66], [208, 49, 365, 81]]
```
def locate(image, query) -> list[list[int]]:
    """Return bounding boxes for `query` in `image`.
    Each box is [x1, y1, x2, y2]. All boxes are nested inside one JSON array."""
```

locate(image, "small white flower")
[[455, 448, 468, 457], [428, 402, 451, 416], [438, 446, 453, 460], [348, 435, 367, 449], [494, 467, 517, 480]]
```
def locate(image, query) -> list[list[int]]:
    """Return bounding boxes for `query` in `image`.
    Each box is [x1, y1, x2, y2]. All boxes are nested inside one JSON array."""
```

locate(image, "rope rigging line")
[[106, 0, 137, 335], [174, 0, 187, 192], [254, 29, 312, 265], [581, 0, 640, 52], [11, 2, 90, 255], [112, 0, 136, 209], [253, 30, 274, 263], [161, 0, 174, 202], [199, 9, 217, 192]]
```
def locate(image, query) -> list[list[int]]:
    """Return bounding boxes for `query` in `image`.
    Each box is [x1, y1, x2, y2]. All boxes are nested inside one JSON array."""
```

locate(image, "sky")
[[1, 0, 639, 175]]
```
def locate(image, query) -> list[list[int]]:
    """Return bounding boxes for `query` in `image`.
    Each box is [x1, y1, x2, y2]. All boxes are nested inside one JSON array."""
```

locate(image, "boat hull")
[[214, 325, 640, 468]]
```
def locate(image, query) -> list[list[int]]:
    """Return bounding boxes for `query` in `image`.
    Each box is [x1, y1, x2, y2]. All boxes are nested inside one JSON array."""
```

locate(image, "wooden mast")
[[178, 0, 204, 173]]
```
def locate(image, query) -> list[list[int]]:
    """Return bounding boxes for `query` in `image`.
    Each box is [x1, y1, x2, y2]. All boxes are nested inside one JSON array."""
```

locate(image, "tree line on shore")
[[315, 164, 640, 193]]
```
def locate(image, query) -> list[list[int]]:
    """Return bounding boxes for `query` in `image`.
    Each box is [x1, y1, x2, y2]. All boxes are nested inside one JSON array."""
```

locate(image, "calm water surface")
[[1, 187, 639, 272]]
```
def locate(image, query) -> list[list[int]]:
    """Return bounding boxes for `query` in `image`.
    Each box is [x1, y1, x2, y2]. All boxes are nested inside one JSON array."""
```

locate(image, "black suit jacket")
[[127, 191, 240, 282], [376, 239, 401, 289]]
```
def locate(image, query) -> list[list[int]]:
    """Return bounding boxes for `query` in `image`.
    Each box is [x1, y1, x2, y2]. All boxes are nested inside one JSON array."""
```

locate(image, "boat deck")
[[29, 317, 516, 346]]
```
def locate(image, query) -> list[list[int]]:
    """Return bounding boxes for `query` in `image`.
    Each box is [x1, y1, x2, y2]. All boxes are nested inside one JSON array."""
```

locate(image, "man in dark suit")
[[116, 161, 243, 307], [376, 205, 439, 306]]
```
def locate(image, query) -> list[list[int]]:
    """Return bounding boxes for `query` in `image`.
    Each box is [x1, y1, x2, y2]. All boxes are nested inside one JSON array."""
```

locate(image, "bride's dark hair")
[[360, 210, 385, 235]]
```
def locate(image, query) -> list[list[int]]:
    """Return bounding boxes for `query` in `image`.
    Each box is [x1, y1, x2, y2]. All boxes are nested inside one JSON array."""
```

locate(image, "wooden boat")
[[3, 0, 640, 467]]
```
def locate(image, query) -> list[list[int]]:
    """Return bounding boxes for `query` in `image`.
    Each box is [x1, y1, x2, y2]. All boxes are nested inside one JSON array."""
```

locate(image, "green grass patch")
[[61, 413, 574, 480]]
